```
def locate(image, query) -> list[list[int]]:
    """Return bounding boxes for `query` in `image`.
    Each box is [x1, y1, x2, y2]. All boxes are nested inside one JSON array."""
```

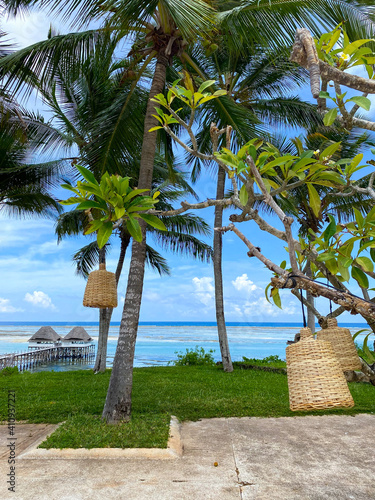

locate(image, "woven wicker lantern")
[[299, 327, 314, 340], [316, 318, 361, 371], [286, 328, 354, 411], [83, 263, 117, 308]]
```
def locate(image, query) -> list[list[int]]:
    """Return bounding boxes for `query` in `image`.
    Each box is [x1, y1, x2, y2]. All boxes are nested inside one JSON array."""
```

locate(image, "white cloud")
[[192, 276, 214, 307], [232, 274, 259, 294], [242, 296, 297, 318], [6, 12, 54, 48], [24, 291, 56, 310], [0, 298, 23, 313]]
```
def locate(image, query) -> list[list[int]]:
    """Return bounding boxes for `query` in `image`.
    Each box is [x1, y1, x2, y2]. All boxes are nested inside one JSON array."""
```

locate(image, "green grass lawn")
[[0, 365, 374, 449]]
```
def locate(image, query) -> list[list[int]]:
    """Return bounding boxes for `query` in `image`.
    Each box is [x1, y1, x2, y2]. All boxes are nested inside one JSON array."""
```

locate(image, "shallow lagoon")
[[0, 322, 370, 372]]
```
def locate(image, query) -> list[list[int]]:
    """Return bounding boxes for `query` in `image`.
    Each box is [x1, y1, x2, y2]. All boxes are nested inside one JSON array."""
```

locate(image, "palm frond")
[[72, 240, 110, 279], [145, 244, 171, 275], [55, 209, 89, 242], [151, 230, 213, 262]]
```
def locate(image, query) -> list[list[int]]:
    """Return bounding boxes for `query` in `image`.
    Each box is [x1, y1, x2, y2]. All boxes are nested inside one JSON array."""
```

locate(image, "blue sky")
[[0, 9, 373, 324]]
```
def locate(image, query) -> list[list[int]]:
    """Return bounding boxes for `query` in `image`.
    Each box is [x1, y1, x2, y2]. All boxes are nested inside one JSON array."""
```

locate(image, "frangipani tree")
[[149, 78, 375, 378], [60, 165, 167, 245]]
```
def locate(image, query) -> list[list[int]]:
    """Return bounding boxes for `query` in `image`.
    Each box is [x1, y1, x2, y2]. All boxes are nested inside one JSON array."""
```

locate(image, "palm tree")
[[0, 91, 64, 218], [56, 165, 213, 372], [3, 0, 375, 422], [177, 39, 323, 372], [30, 29, 213, 373]]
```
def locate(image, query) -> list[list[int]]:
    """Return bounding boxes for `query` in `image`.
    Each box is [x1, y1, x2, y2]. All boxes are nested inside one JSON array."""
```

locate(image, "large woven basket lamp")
[[316, 318, 361, 371], [83, 263, 117, 308], [286, 327, 354, 411]]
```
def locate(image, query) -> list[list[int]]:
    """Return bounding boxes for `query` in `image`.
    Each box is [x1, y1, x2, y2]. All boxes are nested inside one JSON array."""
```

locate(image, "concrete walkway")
[[1, 414, 374, 500]]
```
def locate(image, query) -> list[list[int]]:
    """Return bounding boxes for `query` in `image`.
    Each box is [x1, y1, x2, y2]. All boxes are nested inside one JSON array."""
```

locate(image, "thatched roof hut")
[[28, 326, 62, 343], [63, 326, 93, 343]]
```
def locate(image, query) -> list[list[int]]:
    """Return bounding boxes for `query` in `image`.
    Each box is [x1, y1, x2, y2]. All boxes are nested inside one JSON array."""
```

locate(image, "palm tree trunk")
[[95, 308, 111, 372], [102, 53, 169, 423], [94, 233, 130, 373], [214, 165, 233, 372]]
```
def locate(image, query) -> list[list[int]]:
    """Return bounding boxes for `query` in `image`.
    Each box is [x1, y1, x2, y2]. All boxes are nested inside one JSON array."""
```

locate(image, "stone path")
[[0, 414, 374, 499]]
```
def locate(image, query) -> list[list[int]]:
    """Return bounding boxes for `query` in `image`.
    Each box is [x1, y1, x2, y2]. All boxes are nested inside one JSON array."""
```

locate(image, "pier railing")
[[0, 344, 95, 371]]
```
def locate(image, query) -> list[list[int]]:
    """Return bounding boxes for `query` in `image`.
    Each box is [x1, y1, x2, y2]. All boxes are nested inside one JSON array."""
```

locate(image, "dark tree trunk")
[[95, 308, 111, 372], [102, 54, 168, 423], [94, 233, 130, 373], [214, 165, 233, 372], [306, 259, 315, 333]]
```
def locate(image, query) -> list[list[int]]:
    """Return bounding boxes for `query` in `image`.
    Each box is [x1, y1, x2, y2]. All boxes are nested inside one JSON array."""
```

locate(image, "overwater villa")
[[62, 326, 93, 346], [28, 326, 62, 349]]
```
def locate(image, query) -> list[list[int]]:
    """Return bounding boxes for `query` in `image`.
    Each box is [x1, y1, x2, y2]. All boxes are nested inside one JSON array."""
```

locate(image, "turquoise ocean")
[[0, 322, 370, 372]]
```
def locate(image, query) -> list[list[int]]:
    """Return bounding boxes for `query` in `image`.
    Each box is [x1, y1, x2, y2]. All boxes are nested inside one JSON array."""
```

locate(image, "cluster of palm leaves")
[[1, 0, 375, 421]]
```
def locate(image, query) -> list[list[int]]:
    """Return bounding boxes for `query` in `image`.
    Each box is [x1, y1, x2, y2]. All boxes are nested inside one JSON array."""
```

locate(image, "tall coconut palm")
[[3, 0, 375, 422], [176, 38, 323, 372], [0, 91, 65, 218], [31, 28, 212, 372]]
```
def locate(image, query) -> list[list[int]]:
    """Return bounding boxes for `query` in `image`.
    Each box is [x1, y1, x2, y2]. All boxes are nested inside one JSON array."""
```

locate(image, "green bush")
[[241, 355, 286, 368], [242, 355, 283, 364], [172, 346, 216, 366], [0, 366, 19, 376]]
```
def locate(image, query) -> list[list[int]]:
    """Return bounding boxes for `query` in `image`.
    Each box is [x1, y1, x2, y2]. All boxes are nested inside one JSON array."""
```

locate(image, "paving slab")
[[226, 414, 375, 500], [0, 414, 374, 500]]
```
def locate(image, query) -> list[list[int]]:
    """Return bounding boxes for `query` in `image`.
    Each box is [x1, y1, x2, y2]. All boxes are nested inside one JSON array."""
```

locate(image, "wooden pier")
[[0, 344, 95, 371]]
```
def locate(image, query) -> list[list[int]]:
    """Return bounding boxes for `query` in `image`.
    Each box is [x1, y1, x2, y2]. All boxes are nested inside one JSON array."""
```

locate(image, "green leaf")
[[84, 219, 103, 235], [126, 216, 142, 242], [307, 183, 321, 217], [197, 80, 216, 93], [237, 160, 247, 175], [338, 260, 350, 281], [343, 39, 375, 56], [149, 126, 164, 132], [319, 91, 331, 98], [61, 183, 79, 193], [270, 288, 282, 309], [353, 207, 364, 228], [370, 248, 375, 262], [323, 216, 337, 241], [122, 189, 149, 205], [265, 283, 272, 304], [351, 266, 369, 288], [319, 142, 341, 160], [114, 207, 126, 220], [323, 108, 338, 126], [75, 165, 98, 186], [139, 214, 166, 231], [354, 257, 374, 273], [347, 95, 371, 111], [325, 28, 341, 52], [362, 333, 375, 363], [239, 184, 248, 206], [248, 145, 257, 161], [76, 200, 105, 211], [325, 258, 339, 275], [97, 222, 113, 249], [352, 329, 370, 341]]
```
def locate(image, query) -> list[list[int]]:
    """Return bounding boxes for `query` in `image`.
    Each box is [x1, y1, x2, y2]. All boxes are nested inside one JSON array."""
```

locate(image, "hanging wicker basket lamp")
[[83, 263, 118, 309], [286, 327, 354, 412], [316, 318, 362, 372]]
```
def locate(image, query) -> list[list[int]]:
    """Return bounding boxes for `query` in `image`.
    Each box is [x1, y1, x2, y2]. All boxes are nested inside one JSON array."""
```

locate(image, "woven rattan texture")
[[300, 327, 314, 340], [83, 266, 117, 308], [286, 337, 354, 411], [316, 318, 361, 371]]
